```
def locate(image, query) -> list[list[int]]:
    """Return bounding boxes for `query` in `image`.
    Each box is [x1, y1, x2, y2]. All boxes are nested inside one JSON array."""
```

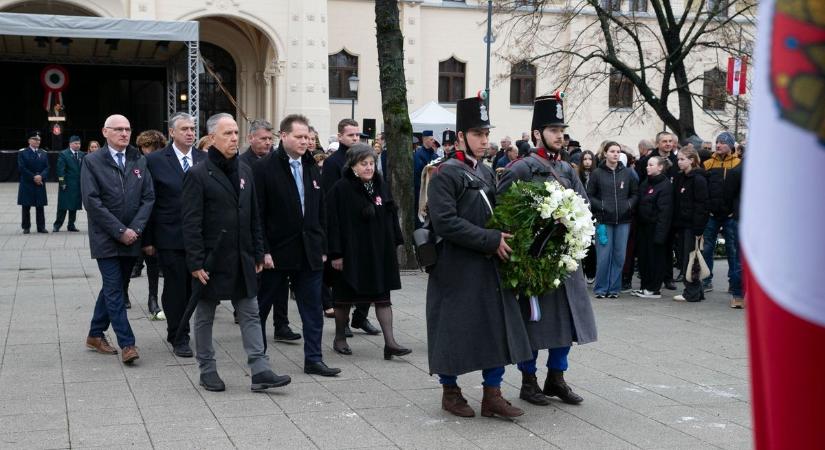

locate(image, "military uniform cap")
[[531, 91, 568, 131], [442, 129, 456, 144], [456, 91, 492, 134], [27, 130, 41, 139], [69, 135, 81, 143], [422, 130, 434, 137]]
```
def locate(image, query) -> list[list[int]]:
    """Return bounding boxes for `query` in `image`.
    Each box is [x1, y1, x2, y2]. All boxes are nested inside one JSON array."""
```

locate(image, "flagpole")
[[733, 24, 743, 139]]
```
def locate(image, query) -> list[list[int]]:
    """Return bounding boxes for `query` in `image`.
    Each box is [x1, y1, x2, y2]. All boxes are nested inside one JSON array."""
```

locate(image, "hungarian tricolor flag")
[[726, 56, 748, 96], [741, 0, 825, 448]]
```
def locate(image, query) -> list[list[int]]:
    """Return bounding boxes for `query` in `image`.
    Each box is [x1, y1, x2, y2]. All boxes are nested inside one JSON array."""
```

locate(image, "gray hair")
[[248, 119, 273, 135], [344, 143, 377, 169], [206, 113, 234, 134], [169, 112, 194, 130]]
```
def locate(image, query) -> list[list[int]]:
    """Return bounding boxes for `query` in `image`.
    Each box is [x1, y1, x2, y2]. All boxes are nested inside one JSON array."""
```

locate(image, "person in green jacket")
[[54, 135, 85, 232]]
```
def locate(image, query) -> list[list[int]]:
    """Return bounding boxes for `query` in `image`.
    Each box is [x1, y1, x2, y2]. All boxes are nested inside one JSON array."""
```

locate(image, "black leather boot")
[[519, 372, 551, 405], [543, 370, 583, 404], [147, 294, 160, 315]]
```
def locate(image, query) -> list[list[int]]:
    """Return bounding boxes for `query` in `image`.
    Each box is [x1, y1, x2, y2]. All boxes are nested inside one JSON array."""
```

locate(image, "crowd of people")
[[12, 91, 744, 418]]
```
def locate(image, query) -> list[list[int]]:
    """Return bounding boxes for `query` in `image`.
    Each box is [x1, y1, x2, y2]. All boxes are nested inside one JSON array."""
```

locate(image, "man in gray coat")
[[498, 95, 598, 406], [81, 114, 155, 364], [426, 95, 532, 419]]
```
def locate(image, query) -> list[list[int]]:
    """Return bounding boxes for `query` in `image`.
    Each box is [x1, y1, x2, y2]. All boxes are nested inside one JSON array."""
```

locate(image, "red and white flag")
[[726, 56, 748, 96], [741, 1, 825, 448]]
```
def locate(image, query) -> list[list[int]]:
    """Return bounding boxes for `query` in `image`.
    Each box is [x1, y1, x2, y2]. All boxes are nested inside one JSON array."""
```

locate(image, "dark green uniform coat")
[[497, 153, 598, 350], [56, 148, 85, 211], [426, 157, 533, 376]]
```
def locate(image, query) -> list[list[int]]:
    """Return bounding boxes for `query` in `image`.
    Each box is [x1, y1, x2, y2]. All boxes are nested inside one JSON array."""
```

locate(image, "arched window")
[[510, 61, 536, 105], [608, 69, 633, 108], [703, 68, 727, 111], [329, 50, 358, 100], [196, 43, 237, 136], [438, 57, 465, 103]]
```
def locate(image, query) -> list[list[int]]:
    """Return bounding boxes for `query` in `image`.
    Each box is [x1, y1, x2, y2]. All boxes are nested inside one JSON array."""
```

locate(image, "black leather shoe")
[[344, 325, 353, 338], [304, 361, 341, 377], [273, 325, 301, 341], [251, 370, 291, 391], [67, 226, 79, 232], [147, 294, 160, 315], [37, 229, 48, 234], [383, 346, 412, 360], [173, 342, 193, 358], [664, 281, 677, 290], [543, 370, 583, 405], [351, 319, 381, 336], [22, 229, 30, 234], [199, 372, 225, 392]]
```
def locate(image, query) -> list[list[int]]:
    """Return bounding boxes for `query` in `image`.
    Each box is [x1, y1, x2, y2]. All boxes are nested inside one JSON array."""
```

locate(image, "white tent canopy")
[[409, 101, 456, 141]]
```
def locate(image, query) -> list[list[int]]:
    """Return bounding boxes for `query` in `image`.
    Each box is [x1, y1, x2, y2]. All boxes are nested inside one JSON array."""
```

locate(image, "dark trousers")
[[22, 206, 45, 231], [676, 228, 705, 301], [582, 243, 597, 280], [133, 254, 160, 296], [351, 303, 371, 326], [89, 257, 136, 348], [637, 224, 667, 292], [259, 269, 324, 363], [157, 249, 191, 344], [53, 209, 77, 229], [622, 219, 637, 286]]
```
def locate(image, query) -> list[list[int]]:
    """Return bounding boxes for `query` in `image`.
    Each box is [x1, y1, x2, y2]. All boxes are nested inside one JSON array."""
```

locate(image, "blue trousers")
[[438, 367, 506, 388], [517, 347, 571, 373], [701, 216, 742, 297], [258, 269, 324, 363], [89, 257, 136, 348], [594, 223, 631, 295]]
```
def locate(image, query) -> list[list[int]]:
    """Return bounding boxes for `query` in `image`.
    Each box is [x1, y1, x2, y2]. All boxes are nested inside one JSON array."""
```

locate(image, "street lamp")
[[348, 74, 359, 119]]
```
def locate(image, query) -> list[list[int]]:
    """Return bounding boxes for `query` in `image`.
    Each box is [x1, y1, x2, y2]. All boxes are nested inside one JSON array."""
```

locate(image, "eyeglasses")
[[106, 127, 132, 133]]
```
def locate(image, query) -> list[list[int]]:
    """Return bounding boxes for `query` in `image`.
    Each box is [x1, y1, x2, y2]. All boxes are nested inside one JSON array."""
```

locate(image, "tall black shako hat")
[[442, 129, 456, 145], [531, 91, 568, 132], [456, 91, 492, 135]]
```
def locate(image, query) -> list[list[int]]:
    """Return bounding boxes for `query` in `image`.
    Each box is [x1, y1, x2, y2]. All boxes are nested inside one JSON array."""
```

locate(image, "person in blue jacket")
[[17, 130, 50, 234]]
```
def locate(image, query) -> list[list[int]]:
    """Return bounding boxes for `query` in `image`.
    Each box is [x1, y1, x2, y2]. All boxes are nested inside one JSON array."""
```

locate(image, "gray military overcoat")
[[426, 158, 533, 376], [497, 153, 598, 350]]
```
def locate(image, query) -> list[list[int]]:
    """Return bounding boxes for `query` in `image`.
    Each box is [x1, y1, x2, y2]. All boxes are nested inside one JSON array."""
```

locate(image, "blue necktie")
[[290, 160, 305, 214], [116, 152, 124, 171], [182, 155, 190, 172]]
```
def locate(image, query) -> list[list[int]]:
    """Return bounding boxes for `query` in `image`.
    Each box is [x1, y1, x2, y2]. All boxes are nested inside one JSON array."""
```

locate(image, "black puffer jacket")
[[637, 173, 673, 245], [672, 168, 709, 236], [586, 162, 639, 224]]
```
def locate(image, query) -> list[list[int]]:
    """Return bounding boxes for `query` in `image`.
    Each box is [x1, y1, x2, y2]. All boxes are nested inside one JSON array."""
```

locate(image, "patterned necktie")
[[290, 160, 305, 214], [182, 155, 190, 173], [116, 152, 124, 170]]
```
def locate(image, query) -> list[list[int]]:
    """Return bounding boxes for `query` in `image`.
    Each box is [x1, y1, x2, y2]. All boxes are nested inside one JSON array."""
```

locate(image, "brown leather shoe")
[[543, 370, 583, 404], [481, 386, 524, 418], [85, 336, 117, 355], [519, 372, 551, 405], [121, 346, 139, 364], [442, 385, 475, 417], [730, 297, 745, 309]]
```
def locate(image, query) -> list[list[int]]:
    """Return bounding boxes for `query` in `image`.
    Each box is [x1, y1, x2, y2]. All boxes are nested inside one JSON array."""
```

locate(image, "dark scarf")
[[208, 146, 240, 195]]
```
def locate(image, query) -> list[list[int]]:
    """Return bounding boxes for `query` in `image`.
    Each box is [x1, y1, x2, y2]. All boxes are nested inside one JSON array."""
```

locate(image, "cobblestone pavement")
[[0, 183, 752, 449]]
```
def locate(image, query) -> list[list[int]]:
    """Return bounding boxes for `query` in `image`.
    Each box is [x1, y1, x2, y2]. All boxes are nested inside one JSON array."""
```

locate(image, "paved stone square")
[[0, 184, 752, 449]]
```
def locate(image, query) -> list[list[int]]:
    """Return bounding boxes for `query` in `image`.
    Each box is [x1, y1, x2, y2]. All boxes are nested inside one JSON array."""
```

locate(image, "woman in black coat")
[[671, 148, 709, 302], [633, 156, 673, 298], [326, 143, 410, 360], [577, 151, 597, 282]]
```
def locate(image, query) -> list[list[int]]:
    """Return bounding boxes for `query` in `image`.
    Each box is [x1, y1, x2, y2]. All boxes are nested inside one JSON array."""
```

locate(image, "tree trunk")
[[672, 62, 697, 140], [375, 0, 417, 270]]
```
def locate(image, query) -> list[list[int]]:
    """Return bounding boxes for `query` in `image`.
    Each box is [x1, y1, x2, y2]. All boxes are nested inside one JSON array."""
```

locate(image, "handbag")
[[413, 221, 441, 271], [685, 236, 711, 283]]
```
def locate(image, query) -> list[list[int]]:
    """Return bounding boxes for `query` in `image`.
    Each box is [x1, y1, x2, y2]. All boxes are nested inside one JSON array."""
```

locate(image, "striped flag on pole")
[[741, 0, 825, 448], [726, 56, 748, 96]]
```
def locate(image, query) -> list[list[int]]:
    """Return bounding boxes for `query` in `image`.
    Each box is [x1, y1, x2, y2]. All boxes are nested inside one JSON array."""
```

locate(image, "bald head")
[[102, 114, 132, 151]]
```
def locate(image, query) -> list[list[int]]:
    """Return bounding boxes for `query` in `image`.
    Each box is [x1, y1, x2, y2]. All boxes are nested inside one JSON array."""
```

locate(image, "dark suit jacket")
[[144, 144, 206, 249], [320, 143, 348, 194], [181, 156, 264, 301], [253, 143, 327, 272], [17, 147, 50, 207]]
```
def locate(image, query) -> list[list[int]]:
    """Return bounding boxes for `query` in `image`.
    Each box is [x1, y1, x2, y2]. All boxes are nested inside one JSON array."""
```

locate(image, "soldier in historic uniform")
[[53, 135, 85, 232], [498, 94, 598, 406], [17, 131, 50, 234], [426, 94, 533, 419]]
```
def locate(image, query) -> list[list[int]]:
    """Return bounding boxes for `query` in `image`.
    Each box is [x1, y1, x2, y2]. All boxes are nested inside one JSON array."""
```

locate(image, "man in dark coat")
[[143, 112, 204, 357], [81, 114, 155, 365], [498, 94, 598, 407], [239, 119, 274, 168], [413, 130, 439, 227], [181, 113, 291, 392], [320, 119, 381, 337], [253, 114, 341, 377], [18, 130, 50, 234], [53, 135, 84, 232], [426, 94, 532, 419]]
